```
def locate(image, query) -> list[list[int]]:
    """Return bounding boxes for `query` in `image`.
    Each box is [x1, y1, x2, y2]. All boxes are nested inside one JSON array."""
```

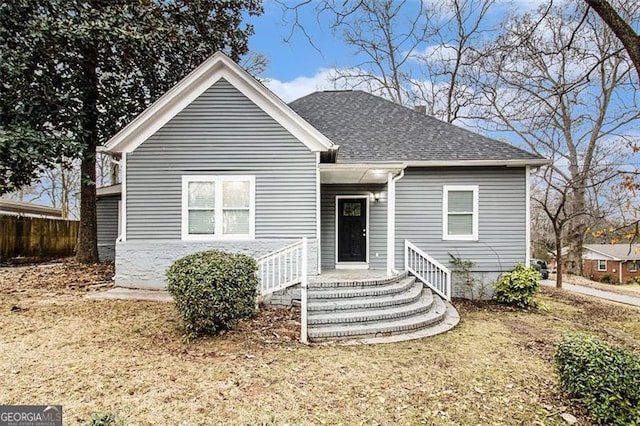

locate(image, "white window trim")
[[442, 185, 479, 241], [181, 175, 255, 240], [597, 259, 607, 272], [628, 261, 637, 272]]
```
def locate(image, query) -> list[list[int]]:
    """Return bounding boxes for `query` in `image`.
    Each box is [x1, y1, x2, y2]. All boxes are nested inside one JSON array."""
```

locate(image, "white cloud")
[[264, 69, 336, 102]]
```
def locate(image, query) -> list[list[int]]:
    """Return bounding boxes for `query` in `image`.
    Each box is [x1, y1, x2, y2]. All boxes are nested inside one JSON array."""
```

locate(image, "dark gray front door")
[[337, 198, 367, 262]]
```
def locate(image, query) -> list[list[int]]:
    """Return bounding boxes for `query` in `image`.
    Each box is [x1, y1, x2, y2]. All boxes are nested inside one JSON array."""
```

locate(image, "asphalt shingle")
[[288, 90, 542, 163]]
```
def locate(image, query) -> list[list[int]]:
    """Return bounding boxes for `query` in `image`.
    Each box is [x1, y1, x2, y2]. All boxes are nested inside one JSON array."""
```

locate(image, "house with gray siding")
[[97, 52, 547, 343]]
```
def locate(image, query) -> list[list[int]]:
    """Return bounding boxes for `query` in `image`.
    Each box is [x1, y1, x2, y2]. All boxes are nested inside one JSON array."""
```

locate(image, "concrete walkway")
[[86, 287, 173, 302], [541, 279, 640, 308]]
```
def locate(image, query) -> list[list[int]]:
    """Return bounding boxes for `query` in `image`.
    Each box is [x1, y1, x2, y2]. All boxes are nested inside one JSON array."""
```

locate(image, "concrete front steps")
[[307, 271, 459, 344]]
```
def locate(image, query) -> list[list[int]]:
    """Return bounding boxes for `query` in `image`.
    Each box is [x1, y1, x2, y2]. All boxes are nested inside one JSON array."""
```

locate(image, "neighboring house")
[[583, 244, 640, 283], [0, 200, 63, 219], [96, 53, 546, 342]]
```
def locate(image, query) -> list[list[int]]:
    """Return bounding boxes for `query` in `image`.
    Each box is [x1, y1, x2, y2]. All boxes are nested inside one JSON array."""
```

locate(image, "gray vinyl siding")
[[321, 184, 387, 270], [96, 194, 120, 261], [394, 167, 527, 272], [96, 195, 119, 246], [125, 78, 317, 240]]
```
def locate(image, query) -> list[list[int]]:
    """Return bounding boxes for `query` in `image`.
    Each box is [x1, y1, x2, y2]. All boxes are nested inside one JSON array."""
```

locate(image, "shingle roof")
[[288, 90, 543, 164], [584, 244, 640, 260]]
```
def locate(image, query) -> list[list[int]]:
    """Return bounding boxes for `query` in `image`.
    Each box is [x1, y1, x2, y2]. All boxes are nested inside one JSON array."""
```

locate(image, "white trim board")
[[104, 52, 335, 155], [335, 195, 370, 268]]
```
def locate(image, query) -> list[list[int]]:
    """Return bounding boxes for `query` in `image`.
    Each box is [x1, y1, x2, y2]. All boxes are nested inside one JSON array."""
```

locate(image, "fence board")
[[0, 215, 79, 260]]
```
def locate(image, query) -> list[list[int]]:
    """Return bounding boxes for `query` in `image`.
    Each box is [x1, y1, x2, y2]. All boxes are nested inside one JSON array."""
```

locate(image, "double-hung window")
[[182, 175, 255, 239], [443, 185, 479, 241], [628, 261, 637, 272], [597, 259, 607, 271]]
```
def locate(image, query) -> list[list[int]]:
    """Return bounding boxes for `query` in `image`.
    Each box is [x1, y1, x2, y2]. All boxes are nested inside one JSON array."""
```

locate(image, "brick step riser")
[[308, 311, 446, 340], [308, 272, 409, 289], [307, 279, 415, 300], [307, 302, 433, 326], [307, 290, 423, 312]]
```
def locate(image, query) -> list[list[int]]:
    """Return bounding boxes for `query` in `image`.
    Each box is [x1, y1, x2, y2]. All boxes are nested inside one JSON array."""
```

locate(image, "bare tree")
[[585, 0, 640, 81], [409, 0, 497, 123], [473, 0, 639, 286]]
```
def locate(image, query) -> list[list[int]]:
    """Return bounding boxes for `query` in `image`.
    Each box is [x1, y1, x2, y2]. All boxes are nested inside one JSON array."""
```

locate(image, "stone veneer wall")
[[115, 238, 318, 290]]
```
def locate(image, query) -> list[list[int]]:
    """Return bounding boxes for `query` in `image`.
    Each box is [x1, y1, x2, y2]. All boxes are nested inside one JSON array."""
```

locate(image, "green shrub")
[[86, 412, 128, 426], [554, 333, 640, 425], [494, 264, 541, 308], [167, 250, 258, 340], [599, 274, 613, 284]]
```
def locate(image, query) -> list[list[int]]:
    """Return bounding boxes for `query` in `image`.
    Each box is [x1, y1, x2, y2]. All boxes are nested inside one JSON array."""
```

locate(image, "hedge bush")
[[494, 264, 541, 308], [167, 250, 258, 340], [555, 333, 640, 425]]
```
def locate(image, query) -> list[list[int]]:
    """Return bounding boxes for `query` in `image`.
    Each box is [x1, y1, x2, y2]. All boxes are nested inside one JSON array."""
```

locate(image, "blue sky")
[[245, 1, 543, 101]]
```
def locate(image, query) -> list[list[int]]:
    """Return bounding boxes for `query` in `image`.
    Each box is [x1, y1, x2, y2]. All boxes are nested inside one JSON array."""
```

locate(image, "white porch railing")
[[405, 240, 451, 301], [256, 238, 308, 343]]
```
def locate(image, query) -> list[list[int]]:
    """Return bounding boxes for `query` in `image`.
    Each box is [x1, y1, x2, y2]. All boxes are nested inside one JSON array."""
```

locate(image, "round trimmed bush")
[[494, 264, 541, 308], [167, 250, 258, 340]]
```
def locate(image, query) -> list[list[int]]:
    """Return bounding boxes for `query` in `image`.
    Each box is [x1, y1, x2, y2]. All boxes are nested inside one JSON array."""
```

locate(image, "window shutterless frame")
[[597, 259, 607, 271], [181, 175, 255, 240], [442, 185, 479, 241]]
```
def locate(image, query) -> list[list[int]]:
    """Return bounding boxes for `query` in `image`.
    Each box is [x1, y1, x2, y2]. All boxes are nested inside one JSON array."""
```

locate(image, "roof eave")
[[403, 158, 550, 167]]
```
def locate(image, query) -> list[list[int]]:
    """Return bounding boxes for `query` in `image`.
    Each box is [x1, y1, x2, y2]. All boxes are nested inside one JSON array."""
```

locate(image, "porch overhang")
[[319, 163, 406, 184]]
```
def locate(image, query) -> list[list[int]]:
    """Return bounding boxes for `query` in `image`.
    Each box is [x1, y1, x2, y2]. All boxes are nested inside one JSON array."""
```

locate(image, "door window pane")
[[343, 202, 361, 217]]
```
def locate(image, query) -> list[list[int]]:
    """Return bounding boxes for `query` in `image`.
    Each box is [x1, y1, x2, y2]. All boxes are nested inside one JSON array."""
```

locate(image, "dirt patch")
[[0, 259, 114, 295]]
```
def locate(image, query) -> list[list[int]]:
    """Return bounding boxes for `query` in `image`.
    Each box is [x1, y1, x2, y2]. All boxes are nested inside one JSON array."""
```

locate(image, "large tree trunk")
[[76, 45, 100, 264], [565, 184, 587, 276], [76, 149, 99, 263]]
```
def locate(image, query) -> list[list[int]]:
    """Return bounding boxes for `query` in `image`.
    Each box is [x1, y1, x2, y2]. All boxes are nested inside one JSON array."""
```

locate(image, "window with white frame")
[[182, 175, 255, 239], [443, 185, 479, 240], [597, 259, 607, 271], [628, 261, 637, 272]]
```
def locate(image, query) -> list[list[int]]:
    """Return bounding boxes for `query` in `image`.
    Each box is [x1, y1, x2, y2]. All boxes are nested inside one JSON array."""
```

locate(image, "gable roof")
[[289, 90, 547, 166], [103, 52, 335, 154], [583, 244, 640, 261]]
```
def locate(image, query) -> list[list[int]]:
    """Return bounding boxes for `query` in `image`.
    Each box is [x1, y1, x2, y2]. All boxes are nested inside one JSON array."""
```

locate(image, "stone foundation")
[[114, 238, 318, 290]]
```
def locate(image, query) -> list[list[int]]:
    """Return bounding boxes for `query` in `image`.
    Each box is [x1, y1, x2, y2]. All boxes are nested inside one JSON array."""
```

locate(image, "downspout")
[[525, 166, 531, 266], [387, 168, 405, 276], [315, 152, 321, 275]]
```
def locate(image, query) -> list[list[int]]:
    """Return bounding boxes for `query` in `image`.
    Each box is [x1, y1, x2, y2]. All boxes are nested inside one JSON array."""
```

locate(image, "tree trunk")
[[555, 230, 563, 289], [76, 148, 99, 263], [566, 186, 587, 276], [75, 44, 100, 264]]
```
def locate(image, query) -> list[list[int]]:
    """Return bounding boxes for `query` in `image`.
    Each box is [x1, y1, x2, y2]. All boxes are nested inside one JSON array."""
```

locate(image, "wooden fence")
[[0, 215, 79, 261]]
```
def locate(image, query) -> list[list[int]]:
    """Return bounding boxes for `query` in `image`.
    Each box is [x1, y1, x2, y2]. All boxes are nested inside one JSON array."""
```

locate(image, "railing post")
[[404, 240, 409, 271], [300, 237, 308, 344]]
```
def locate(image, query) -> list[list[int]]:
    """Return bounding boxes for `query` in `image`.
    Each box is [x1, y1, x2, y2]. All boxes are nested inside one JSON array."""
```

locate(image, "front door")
[[337, 198, 367, 262]]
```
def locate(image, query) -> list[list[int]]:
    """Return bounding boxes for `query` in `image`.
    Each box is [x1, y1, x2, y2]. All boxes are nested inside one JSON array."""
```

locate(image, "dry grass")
[[1, 263, 639, 425]]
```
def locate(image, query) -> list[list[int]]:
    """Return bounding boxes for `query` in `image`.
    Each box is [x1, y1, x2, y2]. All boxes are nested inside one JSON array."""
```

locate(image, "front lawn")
[[1, 263, 638, 424]]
